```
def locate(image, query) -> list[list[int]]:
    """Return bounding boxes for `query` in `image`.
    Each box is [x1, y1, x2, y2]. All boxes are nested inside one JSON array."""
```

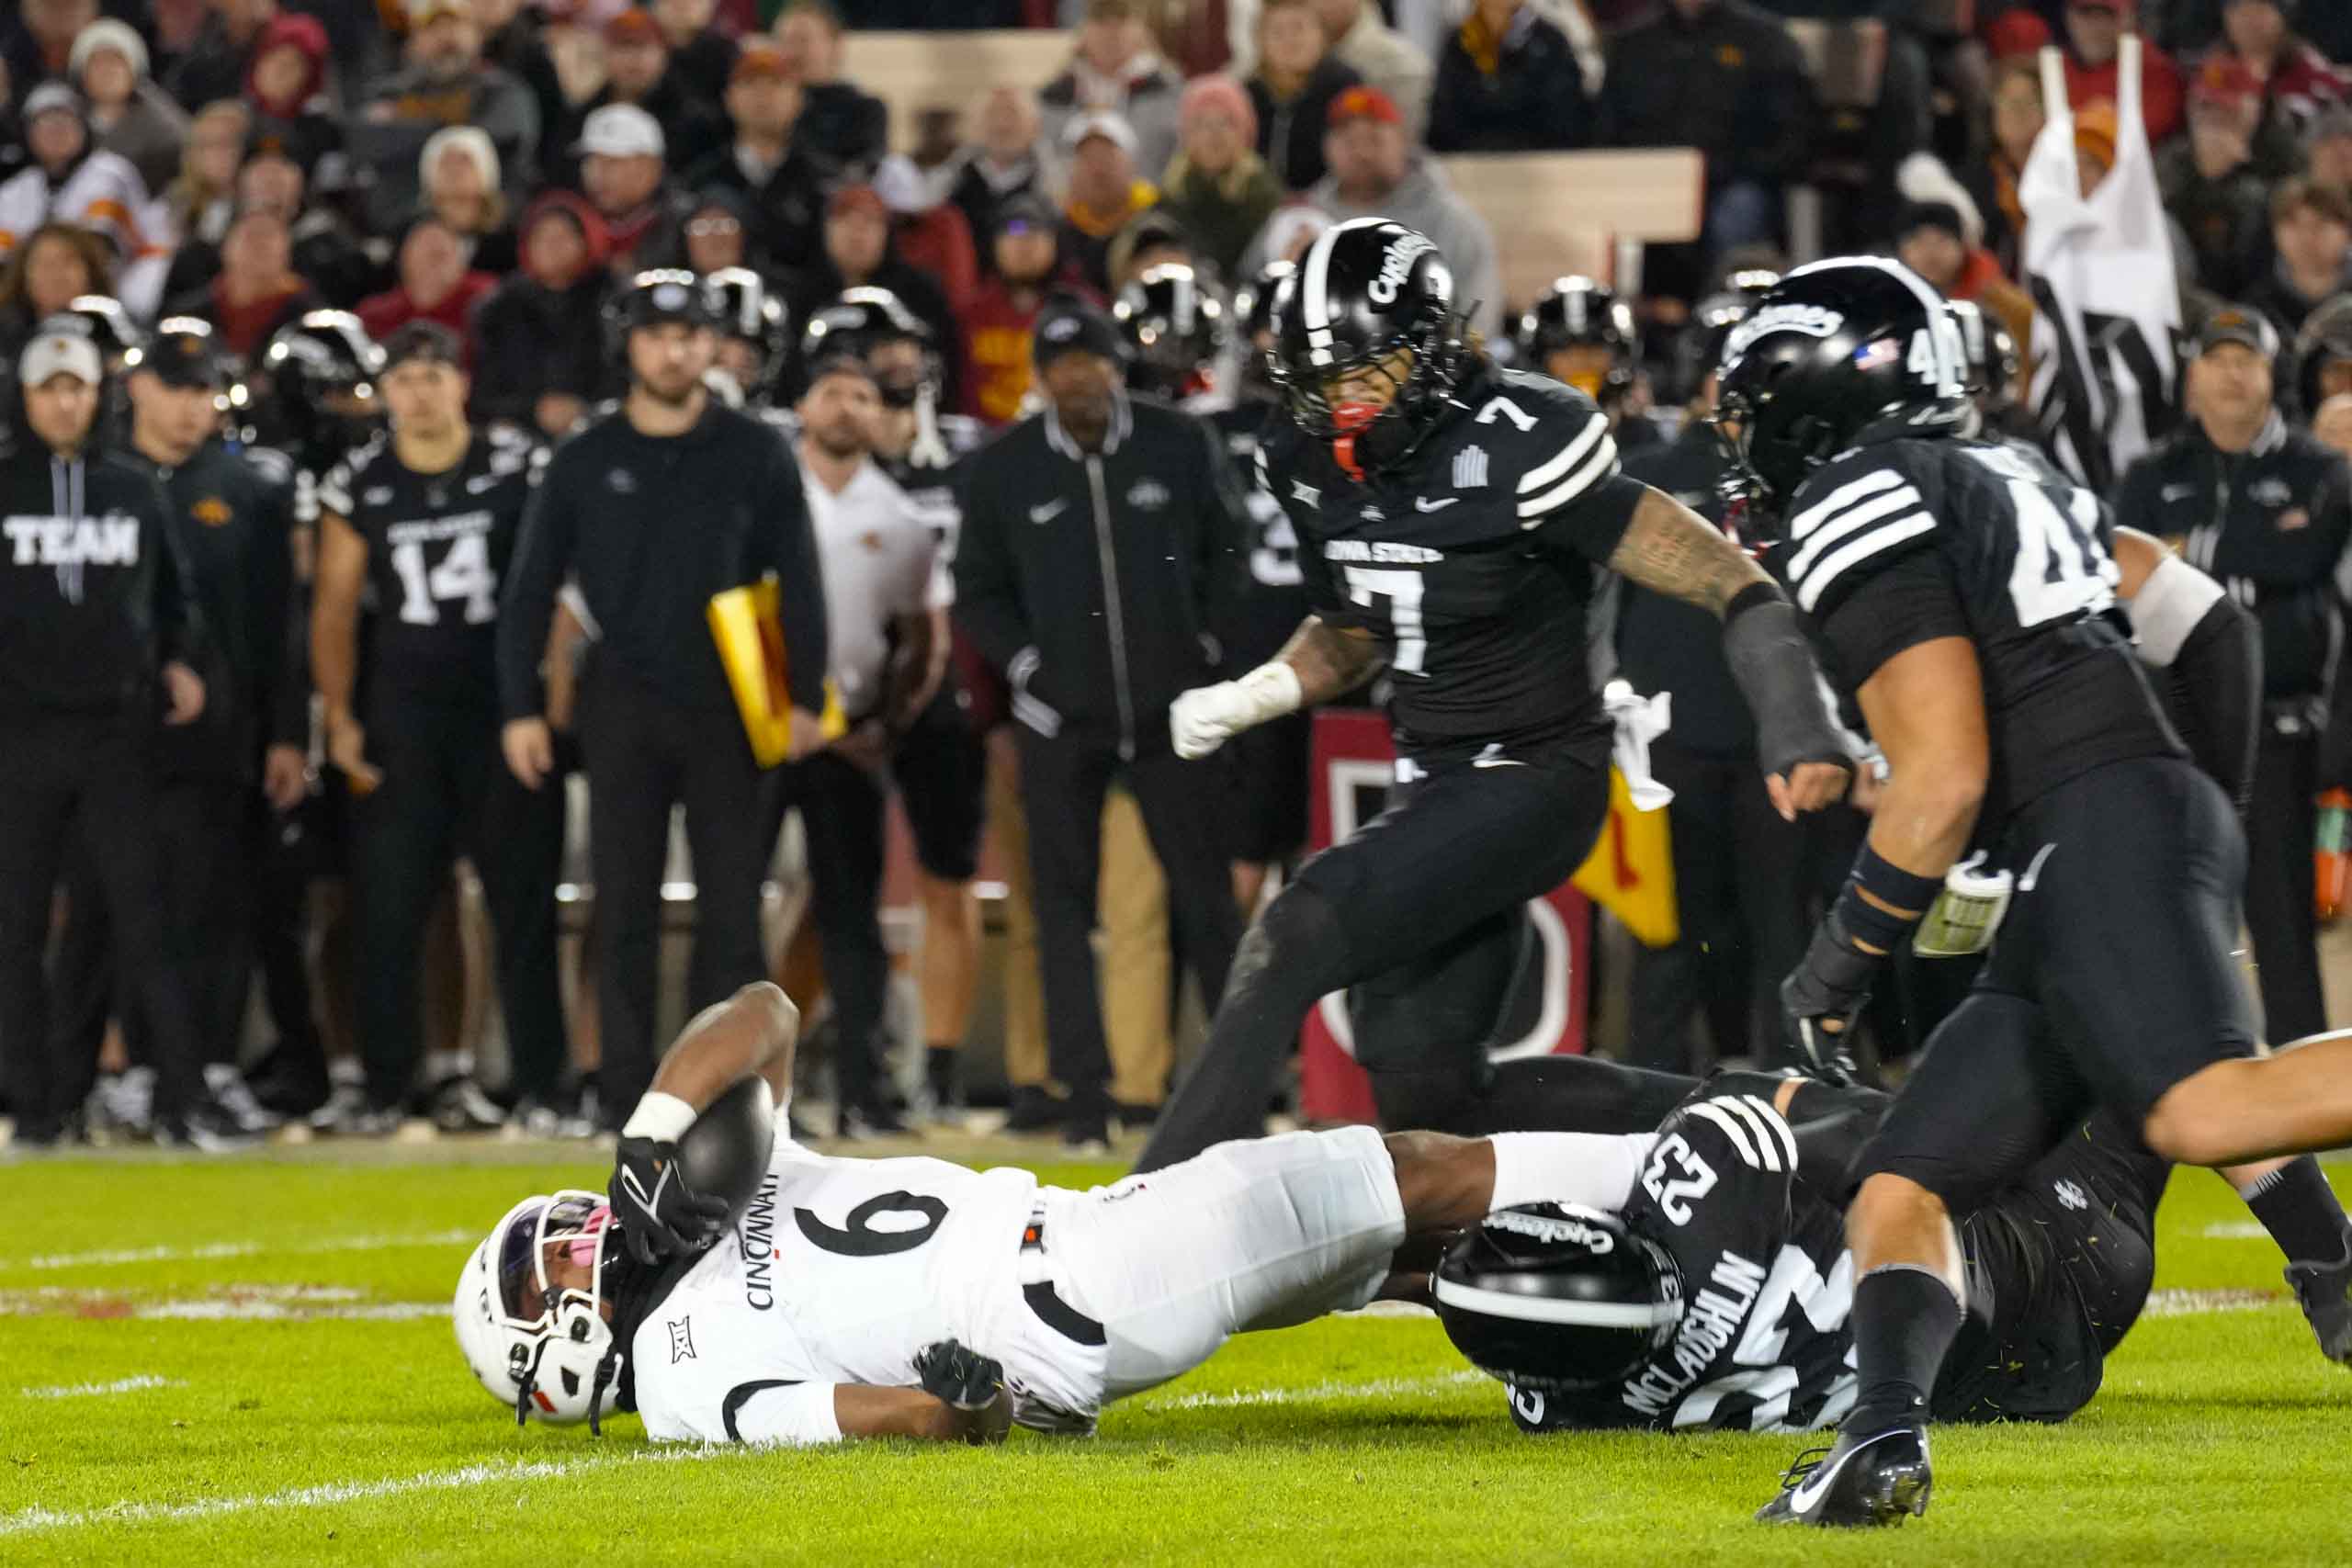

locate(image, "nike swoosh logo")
[[1029, 500, 1068, 524], [1471, 756, 1525, 769], [467, 476, 498, 493], [620, 1163, 670, 1218], [1415, 497, 1459, 513], [2161, 484, 2194, 502], [1788, 1461, 1838, 1515]]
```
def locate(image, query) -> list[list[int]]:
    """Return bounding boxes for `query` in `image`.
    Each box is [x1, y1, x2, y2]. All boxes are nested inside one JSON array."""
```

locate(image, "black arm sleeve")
[[2169, 594, 2261, 812], [763, 436, 830, 714], [497, 456, 575, 720]]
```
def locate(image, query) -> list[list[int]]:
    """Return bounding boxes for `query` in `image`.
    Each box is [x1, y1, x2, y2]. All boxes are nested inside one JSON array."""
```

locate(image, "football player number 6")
[[1342, 566, 1427, 674], [793, 1191, 950, 1258]]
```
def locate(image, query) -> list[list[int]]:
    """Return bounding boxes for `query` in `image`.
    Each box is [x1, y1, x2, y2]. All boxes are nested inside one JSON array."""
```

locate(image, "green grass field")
[[5, 1137, 2350, 1566]]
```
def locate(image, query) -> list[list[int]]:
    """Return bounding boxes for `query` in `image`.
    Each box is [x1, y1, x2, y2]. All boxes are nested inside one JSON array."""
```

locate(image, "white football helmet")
[[453, 1190, 624, 1430]]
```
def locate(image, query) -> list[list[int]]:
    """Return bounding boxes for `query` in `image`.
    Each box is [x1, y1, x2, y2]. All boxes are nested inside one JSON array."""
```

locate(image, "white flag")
[[2021, 35, 2182, 492]]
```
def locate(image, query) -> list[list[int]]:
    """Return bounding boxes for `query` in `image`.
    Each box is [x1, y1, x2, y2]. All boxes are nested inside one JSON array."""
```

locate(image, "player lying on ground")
[[455, 983, 1727, 1444], [1427, 1065, 2168, 1435]]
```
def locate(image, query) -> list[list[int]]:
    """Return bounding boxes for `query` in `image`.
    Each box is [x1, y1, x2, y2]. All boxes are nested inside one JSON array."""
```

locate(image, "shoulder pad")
[[1779, 450, 1939, 614], [1476, 374, 1617, 522], [1660, 1091, 1801, 1178]]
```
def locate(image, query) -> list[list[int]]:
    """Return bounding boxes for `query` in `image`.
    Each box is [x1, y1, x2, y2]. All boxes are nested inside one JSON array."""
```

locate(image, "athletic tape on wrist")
[[621, 1090, 696, 1143], [1234, 660, 1305, 724], [1833, 841, 1943, 955]]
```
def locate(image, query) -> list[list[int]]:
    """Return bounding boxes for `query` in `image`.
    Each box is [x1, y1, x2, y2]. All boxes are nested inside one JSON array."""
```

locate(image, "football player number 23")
[[1342, 566, 1426, 674], [390, 535, 499, 626], [793, 1191, 950, 1258]]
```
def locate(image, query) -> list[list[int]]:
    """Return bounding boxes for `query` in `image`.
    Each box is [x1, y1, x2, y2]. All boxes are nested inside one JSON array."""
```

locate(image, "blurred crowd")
[[3, 0, 2351, 1154]]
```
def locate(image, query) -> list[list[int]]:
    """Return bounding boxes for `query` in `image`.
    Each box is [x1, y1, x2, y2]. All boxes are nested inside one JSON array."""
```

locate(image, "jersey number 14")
[[390, 534, 499, 626]]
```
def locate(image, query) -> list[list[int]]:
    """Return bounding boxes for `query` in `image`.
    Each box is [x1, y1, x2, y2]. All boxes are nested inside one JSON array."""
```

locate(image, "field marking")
[[1, 1284, 446, 1322], [2142, 1288, 2276, 1317], [1142, 1371, 1485, 1411], [18, 1375, 185, 1400], [2200, 1222, 2272, 1239], [9, 1228, 477, 1273]]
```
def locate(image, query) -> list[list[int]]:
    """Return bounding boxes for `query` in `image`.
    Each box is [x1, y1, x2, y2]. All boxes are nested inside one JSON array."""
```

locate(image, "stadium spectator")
[[654, 0, 740, 106], [1059, 113, 1159, 297], [163, 100, 248, 254], [1601, 0, 1812, 275], [2211, 0, 2348, 137], [682, 189, 759, 276], [575, 104, 693, 273], [959, 193, 1076, 426], [172, 201, 321, 361], [70, 18, 191, 196], [876, 156, 980, 321], [240, 12, 339, 183], [2313, 107, 2352, 193], [1041, 0, 1184, 183], [1962, 56, 2044, 279], [2060, 0, 2185, 144], [164, 141, 379, 310], [2248, 176, 2352, 339], [419, 125, 517, 276], [473, 0, 568, 169], [1894, 198, 2032, 356], [0, 223, 110, 378], [944, 86, 1057, 270], [786, 185, 959, 377], [683, 42, 826, 271], [354, 216, 496, 362], [1248, 0, 1362, 195], [1104, 209, 1192, 294], [1309, 0, 1433, 141], [2161, 55, 2278, 299], [166, 0, 280, 115], [146, 0, 216, 85], [561, 8, 726, 180], [346, 0, 540, 234], [3, 0, 97, 93], [1299, 85, 1501, 336], [1428, 0, 1593, 153], [0, 83, 174, 319], [1157, 75, 1281, 283], [773, 0, 889, 180], [2317, 390, 2352, 456], [473, 191, 615, 436]]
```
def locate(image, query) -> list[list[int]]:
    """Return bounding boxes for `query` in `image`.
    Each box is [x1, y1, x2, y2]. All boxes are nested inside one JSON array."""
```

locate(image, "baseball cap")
[[1032, 299, 1125, 371], [732, 42, 792, 83], [2189, 56, 2263, 107], [379, 320, 465, 371], [22, 82, 84, 123], [130, 319, 226, 389], [1328, 85, 1402, 129], [994, 192, 1057, 236], [577, 104, 665, 161], [827, 184, 888, 222], [20, 319, 103, 387], [2197, 304, 2280, 358], [1062, 110, 1137, 156], [605, 8, 662, 45]]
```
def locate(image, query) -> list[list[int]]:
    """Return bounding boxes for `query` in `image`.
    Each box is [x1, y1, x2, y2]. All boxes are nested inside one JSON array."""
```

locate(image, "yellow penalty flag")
[[1571, 764, 1679, 948], [707, 578, 846, 767]]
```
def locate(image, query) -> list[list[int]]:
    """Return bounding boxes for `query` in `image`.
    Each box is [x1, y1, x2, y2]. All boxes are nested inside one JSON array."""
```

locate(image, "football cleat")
[[206, 1063, 281, 1133], [1757, 1424, 1932, 1527], [153, 1099, 262, 1154], [1002, 1086, 1065, 1134], [2285, 1237, 2352, 1366], [427, 1077, 507, 1134]]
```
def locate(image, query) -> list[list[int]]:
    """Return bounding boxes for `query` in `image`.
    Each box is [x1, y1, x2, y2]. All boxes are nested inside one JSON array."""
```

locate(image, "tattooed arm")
[[1278, 615, 1389, 705], [1603, 487, 1773, 616]]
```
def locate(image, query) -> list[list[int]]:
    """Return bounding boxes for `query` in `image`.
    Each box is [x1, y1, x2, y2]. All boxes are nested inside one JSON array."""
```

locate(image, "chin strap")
[[587, 1346, 622, 1438], [1330, 400, 1379, 481]]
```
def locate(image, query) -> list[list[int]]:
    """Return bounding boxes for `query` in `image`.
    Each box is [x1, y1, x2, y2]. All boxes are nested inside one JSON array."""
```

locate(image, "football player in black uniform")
[[1515, 276, 1664, 452], [1131, 220, 1853, 1171], [706, 266, 790, 410], [311, 322, 565, 1134], [1714, 258, 2352, 1527], [1432, 1070, 2169, 1438]]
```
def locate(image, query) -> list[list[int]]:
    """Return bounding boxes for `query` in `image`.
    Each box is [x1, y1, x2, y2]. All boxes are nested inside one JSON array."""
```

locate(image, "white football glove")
[[1169, 662, 1303, 760]]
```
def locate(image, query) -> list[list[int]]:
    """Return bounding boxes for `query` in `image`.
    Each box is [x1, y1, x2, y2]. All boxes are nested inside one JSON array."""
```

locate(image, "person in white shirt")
[[454, 980, 1679, 1445], [772, 354, 948, 1137]]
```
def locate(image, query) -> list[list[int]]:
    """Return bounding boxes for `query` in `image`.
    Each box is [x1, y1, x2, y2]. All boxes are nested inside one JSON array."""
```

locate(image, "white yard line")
[[1, 1284, 446, 1322], [10, 1228, 477, 1273], [18, 1375, 185, 1400], [2199, 1222, 2272, 1239], [1142, 1370, 1485, 1411], [2141, 1287, 2278, 1317]]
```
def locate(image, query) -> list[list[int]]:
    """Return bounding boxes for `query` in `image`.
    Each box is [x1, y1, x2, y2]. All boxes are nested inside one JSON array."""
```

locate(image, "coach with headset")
[[498, 270, 830, 1133]]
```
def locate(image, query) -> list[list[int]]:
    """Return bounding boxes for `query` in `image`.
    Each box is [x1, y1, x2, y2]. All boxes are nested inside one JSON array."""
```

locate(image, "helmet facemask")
[[456, 1190, 626, 1434], [1276, 312, 1465, 483]]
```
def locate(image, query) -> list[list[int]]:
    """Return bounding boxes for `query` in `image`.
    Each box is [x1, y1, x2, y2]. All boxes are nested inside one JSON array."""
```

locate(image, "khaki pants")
[[988, 740, 1172, 1107]]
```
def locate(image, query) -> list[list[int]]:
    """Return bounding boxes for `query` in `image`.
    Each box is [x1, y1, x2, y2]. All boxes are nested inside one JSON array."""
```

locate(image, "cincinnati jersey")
[[1216, 399, 1310, 669], [1765, 434, 2182, 826], [321, 429, 544, 706], [1510, 1089, 1858, 1435], [1258, 363, 1644, 750], [631, 1134, 1042, 1447]]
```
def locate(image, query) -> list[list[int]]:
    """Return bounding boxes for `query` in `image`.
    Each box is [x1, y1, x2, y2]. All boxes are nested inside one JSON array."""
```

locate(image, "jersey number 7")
[[1343, 566, 1427, 674]]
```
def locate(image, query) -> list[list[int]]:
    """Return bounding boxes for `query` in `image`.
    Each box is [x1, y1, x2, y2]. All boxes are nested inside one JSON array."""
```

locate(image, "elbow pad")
[[1722, 587, 1849, 779]]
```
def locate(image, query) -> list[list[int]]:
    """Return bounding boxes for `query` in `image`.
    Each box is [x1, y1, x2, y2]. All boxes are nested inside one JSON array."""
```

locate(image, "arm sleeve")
[[1809, 542, 1969, 691], [496, 457, 575, 721], [948, 455, 1031, 673], [763, 438, 830, 715]]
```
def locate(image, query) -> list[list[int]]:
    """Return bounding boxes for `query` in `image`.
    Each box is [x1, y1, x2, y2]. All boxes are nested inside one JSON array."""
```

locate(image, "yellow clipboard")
[[1570, 764, 1679, 948], [707, 578, 846, 767]]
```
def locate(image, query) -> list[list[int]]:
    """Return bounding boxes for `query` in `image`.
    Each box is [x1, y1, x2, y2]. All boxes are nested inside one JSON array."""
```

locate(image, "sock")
[[2242, 1157, 2350, 1265], [1845, 1265, 1963, 1433], [1485, 1131, 1656, 1214], [926, 1045, 958, 1103]]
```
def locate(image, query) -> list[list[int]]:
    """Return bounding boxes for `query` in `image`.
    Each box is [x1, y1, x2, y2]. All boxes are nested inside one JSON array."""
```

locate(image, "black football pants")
[[351, 694, 565, 1110], [0, 708, 206, 1127], [1014, 728, 1242, 1119], [769, 750, 891, 1110], [580, 661, 772, 1129], [2244, 728, 2325, 1043]]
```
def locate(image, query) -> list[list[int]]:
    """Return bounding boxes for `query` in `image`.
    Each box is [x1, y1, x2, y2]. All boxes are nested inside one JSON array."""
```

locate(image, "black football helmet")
[[1946, 298, 2019, 416], [1231, 259, 1295, 401], [800, 286, 939, 409], [1680, 270, 1781, 400], [1518, 276, 1638, 408], [1113, 263, 1229, 401], [1713, 256, 1968, 517], [65, 294, 142, 371], [1272, 218, 1471, 481], [2296, 295, 2352, 416], [1433, 1204, 1683, 1393], [706, 267, 789, 378], [253, 310, 385, 462]]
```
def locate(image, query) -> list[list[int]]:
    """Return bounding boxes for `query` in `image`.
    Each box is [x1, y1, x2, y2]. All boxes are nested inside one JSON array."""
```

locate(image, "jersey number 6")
[[794, 1191, 950, 1258]]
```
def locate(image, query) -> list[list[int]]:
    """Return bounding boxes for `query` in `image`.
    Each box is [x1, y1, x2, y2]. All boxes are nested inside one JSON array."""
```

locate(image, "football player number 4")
[[1342, 567, 1426, 674], [1964, 443, 2115, 628], [390, 535, 499, 626]]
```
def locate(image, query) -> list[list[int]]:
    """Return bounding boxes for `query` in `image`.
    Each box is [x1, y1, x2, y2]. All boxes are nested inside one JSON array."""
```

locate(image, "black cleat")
[[1756, 1424, 1932, 1528], [1002, 1086, 1065, 1134], [2286, 1237, 2352, 1366]]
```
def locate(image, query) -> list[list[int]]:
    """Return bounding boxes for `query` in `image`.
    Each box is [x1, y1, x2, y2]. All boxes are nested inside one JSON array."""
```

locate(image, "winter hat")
[[1181, 74, 1257, 146], [420, 126, 502, 197], [69, 19, 150, 85]]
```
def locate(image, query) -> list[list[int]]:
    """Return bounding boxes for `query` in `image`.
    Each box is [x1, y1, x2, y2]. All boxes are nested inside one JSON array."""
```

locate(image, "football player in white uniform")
[[454, 982, 1669, 1445]]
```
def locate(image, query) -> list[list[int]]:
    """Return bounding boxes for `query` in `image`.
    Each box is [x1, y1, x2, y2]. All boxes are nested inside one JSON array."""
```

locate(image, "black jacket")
[[0, 436, 206, 716], [2114, 412, 2352, 723], [683, 142, 829, 274], [1600, 0, 1813, 188], [1250, 58, 1363, 193], [498, 399, 827, 723], [471, 270, 617, 428], [1428, 13, 1594, 153], [954, 390, 1246, 755]]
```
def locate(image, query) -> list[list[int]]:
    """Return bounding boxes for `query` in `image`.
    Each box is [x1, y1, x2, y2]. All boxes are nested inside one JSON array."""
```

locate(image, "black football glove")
[[914, 1338, 1012, 1444], [610, 1135, 732, 1267], [1779, 916, 1880, 1088]]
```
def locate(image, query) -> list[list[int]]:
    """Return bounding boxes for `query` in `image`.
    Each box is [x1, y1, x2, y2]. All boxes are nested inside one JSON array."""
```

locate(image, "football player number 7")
[[1342, 567, 1426, 674]]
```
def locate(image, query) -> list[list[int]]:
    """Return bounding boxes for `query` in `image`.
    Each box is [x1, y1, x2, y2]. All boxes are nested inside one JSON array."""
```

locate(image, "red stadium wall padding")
[[1298, 709, 1591, 1124]]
